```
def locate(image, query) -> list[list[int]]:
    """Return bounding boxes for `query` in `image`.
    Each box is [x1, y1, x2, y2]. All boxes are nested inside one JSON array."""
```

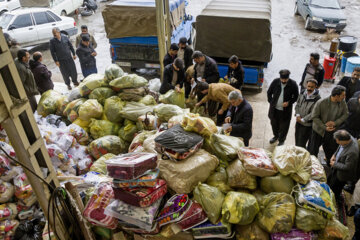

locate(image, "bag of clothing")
[[139, 95, 157, 105], [154, 104, 185, 122], [105, 64, 124, 81], [119, 102, 154, 122], [318, 219, 349, 240], [239, 147, 277, 177], [272, 146, 312, 184], [78, 99, 103, 121], [310, 155, 326, 182], [109, 74, 148, 91], [88, 135, 127, 159], [104, 96, 125, 123], [118, 87, 147, 102], [181, 113, 218, 138], [79, 73, 107, 96], [156, 194, 190, 227], [295, 207, 327, 232], [159, 89, 185, 108], [73, 118, 90, 132], [118, 120, 138, 143], [67, 123, 89, 145], [193, 183, 224, 224], [257, 192, 296, 234], [206, 167, 232, 194], [37, 90, 66, 117], [222, 191, 259, 225], [137, 114, 157, 131], [63, 98, 86, 122], [90, 153, 115, 175], [0, 182, 14, 203], [236, 222, 269, 240], [260, 174, 295, 194], [154, 124, 203, 161], [89, 119, 121, 139], [226, 159, 257, 190], [128, 131, 157, 153], [89, 87, 116, 105]]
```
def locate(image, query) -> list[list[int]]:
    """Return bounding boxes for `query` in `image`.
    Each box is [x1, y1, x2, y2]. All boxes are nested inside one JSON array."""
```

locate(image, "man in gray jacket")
[[328, 130, 359, 201], [295, 79, 321, 148], [308, 85, 348, 163]]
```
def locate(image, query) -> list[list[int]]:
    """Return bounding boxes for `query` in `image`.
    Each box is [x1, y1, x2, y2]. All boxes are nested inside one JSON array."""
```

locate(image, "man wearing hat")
[[267, 69, 299, 146], [76, 35, 97, 78]]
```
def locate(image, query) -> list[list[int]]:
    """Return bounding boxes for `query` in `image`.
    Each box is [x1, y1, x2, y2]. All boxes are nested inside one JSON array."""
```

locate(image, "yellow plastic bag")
[[318, 219, 349, 240], [79, 99, 103, 121], [226, 159, 257, 190], [236, 222, 269, 240], [37, 90, 67, 117], [89, 87, 116, 105], [118, 87, 146, 102], [89, 119, 121, 139], [104, 96, 125, 123], [260, 174, 295, 194], [159, 89, 185, 108], [109, 74, 148, 91], [90, 153, 115, 174], [79, 74, 107, 96], [105, 64, 124, 81], [154, 104, 185, 122], [139, 95, 157, 105], [118, 120, 138, 142], [206, 167, 232, 193], [295, 207, 328, 232], [73, 118, 90, 132], [181, 113, 217, 137], [222, 191, 259, 225], [63, 98, 86, 122], [88, 135, 127, 159]]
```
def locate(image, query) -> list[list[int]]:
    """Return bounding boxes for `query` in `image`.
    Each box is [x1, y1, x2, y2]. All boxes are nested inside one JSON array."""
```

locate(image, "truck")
[[194, 0, 272, 92], [102, 0, 193, 72]]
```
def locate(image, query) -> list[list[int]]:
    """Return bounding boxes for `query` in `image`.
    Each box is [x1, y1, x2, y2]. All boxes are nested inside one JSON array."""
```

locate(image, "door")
[[7, 13, 38, 46], [33, 11, 57, 44], [297, 0, 307, 17]]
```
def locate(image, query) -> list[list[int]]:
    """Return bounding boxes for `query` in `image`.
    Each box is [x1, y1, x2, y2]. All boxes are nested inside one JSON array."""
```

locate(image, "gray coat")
[[295, 89, 321, 127], [333, 137, 359, 182], [311, 96, 348, 137], [14, 59, 39, 97]]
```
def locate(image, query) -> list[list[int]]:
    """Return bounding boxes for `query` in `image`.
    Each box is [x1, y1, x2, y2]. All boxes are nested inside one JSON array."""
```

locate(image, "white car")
[[0, 0, 20, 15], [0, 8, 78, 47], [50, 0, 83, 16]]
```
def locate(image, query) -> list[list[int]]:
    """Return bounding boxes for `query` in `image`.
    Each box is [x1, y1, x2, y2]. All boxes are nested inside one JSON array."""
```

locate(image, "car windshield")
[[310, 0, 340, 9], [0, 14, 13, 29]]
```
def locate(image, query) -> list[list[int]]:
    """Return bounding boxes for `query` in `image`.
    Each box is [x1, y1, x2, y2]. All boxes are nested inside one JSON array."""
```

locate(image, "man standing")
[[178, 37, 193, 70], [76, 35, 98, 78], [29, 52, 54, 94], [224, 91, 253, 146], [75, 25, 97, 48], [299, 53, 325, 89], [49, 27, 78, 90], [308, 85, 348, 163], [159, 58, 185, 94], [163, 43, 179, 67], [224, 55, 245, 90], [267, 69, 299, 146], [191, 51, 219, 84], [9, 39, 21, 60], [14, 49, 39, 112], [340, 92, 360, 138], [328, 130, 359, 201], [338, 67, 360, 102], [294, 79, 321, 148]]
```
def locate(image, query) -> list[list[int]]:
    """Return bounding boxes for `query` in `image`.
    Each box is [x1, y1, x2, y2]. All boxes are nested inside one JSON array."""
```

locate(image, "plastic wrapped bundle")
[[67, 123, 89, 145], [0, 182, 14, 203], [89, 87, 116, 105], [159, 89, 185, 108], [206, 167, 232, 193], [154, 104, 185, 122], [104, 96, 125, 123], [295, 207, 327, 232], [181, 113, 218, 137], [236, 222, 269, 240], [318, 219, 349, 240], [119, 102, 154, 122], [257, 192, 296, 234], [168, 114, 186, 128], [89, 119, 121, 139], [137, 114, 157, 131], [105, 64, 124, 81], [78, 99, 103, 121], [88, 135, 127, 159], [14, 173, 36, 207], [238, 147, 277, 177], [79, 73, 107, 96], [148, 78, 161, 92], [109, 74, 148, 91], [37, 90, 67, 117], [226, 159, 257, 190], [0, 220, 19, 239], [193, 183, 224, 224], [222, 191, 259, 225], [118, 87, 147, 102], [272, 146, 312, 184], [139, 95, 157, 105], [310, 155, 326, 182], [118, 120, 138, 142], [128, 131, 157, 153], [260, 174, 295, 194], [63, 98, 86, 122]]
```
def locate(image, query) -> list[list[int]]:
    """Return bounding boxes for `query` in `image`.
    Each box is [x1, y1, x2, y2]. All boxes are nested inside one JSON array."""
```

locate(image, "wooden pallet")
[[0, 29, 68, 239]]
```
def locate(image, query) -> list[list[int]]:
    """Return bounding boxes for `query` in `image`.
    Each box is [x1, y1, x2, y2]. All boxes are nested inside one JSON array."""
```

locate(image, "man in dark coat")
[[159, 58, 185, 94], [267, 69, 299, 145], [299, 52, 325, 89], [76, 35, 97, 78], [178, 37, 193, 70], [163, 43, 179, 67], [338, 67, 360, 102], [224, 91, 253, 146], [225, 55, 244, 90], [50, 27, 78, 90], [29, 52, 54, 94], [340, 92, 360, 138]]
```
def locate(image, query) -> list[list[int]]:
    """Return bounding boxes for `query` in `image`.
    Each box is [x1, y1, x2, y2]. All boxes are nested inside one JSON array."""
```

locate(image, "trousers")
[[81, 66, 98, 78], [295, 122, 312, 148], [59, 59, 78, 86], [308, 130, 338, 163], [327, 168, 346, 201], [270, 109, 291, 142]]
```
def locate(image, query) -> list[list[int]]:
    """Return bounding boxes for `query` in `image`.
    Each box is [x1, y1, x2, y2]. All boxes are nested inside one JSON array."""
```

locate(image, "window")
[[11, 14, 33, 29], [47, 11, 61, 21], [34, 12, 55, 25], [0, 14, 13, 29]]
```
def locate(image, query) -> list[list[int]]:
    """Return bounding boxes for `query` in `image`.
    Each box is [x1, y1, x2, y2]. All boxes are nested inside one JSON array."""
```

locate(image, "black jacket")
[[227, 61, 244, 89], [194, 56, 219, 84], [159, 64, 185, 94], [341, 96, 360, 138], [300, 63, 325, 88], [29, 60, 54, 94], [163, 53, 177, 67], [76, 43, 97, 69], [49, 34, 75, 62], [182, 46, 193, 70], [226, 99, 253, 141], [338, 76, 360, 102], [267, 78, 299, 119]]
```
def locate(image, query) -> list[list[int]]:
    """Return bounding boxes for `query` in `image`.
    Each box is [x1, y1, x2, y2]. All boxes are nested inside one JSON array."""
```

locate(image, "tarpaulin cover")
[[195, 0, 272, 63]]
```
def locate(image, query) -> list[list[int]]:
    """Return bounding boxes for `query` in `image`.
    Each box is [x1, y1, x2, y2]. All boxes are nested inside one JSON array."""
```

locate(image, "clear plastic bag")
[[88, 135, 126, 159], [181, 113, 218, 137], [137, 114, 157, 131], [239, 147, 277, 177], [159, 89, 185, 108], [37, 90, 67, 117], [103, 96, 125, 123], [56, 134, 76, 152], [89, 87, 116, 105], [63, 98, 87, 122], [67, 124, 89, 145], [78, 99, 103, 121], [13, 173, 36, 206], [148, 78, 161, 93], [226, 159, 257, 190], [128, 131, 157, 153], [310, 155, 326, 182], [105, 64, 124, 81]]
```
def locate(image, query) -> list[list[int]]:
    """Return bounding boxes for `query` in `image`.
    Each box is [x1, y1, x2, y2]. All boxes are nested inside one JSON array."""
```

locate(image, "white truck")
[[0, 0, 21, 15], [19, 0, 83, 16]]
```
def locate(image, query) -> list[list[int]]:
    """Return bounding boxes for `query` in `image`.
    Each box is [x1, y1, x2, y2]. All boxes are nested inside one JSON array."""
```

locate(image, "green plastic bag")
[[90, 153, 115, 175], [79, 74, 107, 96], [260, 174, 295, 194], [63, 98, 87, 122], [182, 113, 218, 138], [119, 102, 154, 122], [257, 192, 296, 234], [226, 159, 257, 190], [295, 207, 328, 232], [104, 96, 125, 123], [139, 95, 157, 105], [105, 64, 124, 81], [236, 222, 269, 240], [109, 74, 148, 91], [159, 89, 185, 108], [154, 104, 184, 122], [193, 183, 225, 224], [206, 134, 244, 163], [206, 167, 232, 193], [118, 120, 138, 142], [222, 191, 259, 225], [79, 99, 103, 121], [88, 135, 127, 159], [89, 87, 116, 105], [37, 90, 67, 117], [89, 119, 121, 139]]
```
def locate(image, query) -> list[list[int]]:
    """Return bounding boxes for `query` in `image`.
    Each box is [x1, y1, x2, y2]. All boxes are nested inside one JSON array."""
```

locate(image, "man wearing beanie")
[[76, 35, 98, 78]]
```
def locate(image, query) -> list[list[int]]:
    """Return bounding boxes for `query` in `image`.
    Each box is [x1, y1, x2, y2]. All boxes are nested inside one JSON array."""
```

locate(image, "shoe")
[[344, 184, 355, 194], [67, 85, 72, 90], [269, 137, 278, 144], [73, 82, 79, 87], [278, 141, 285, 146]]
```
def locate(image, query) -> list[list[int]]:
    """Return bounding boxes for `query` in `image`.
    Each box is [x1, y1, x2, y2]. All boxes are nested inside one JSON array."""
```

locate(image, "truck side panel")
[[217, 64, 264, 88]]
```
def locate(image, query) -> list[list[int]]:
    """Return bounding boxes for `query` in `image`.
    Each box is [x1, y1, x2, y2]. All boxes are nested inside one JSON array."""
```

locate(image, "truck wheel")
[[305, 16, 312, 30], [294, 4, 300, 16]]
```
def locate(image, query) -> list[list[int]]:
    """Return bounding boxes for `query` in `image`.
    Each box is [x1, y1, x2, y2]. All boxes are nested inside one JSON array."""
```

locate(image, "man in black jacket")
[[267, 69, 299, 145], [178, 37, 193, 70], [191, 51, 219, 84], [338, 67, 360, 102], [224, 91, 253, 146], [29, 52, 54, 94], [159, 58, 185, 94], [340, 92, 360, 138], [225, 55, 244, 90], [299, 52, 325, 89], [163, 43, 179, 67], [50, 27, 78, 90], [76, 35, 97, 78]]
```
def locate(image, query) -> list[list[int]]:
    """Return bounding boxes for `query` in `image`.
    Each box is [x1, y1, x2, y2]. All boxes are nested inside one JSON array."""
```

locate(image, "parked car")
[[19, 0, 83, 16], [0, 0, 20, 15], [295, 0, 347, 32], [0, 8, 77, 47]]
